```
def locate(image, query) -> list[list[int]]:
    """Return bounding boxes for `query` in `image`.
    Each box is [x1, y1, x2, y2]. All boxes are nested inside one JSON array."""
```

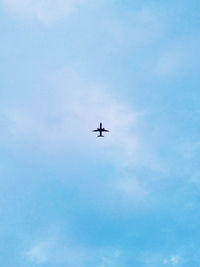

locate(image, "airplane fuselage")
[[98, 123, 103, 137], [93, 122, 109, 137]]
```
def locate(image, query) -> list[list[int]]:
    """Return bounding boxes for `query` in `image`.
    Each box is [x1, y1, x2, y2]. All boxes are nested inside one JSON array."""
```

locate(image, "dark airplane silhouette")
[[93, 122, 109, 137]]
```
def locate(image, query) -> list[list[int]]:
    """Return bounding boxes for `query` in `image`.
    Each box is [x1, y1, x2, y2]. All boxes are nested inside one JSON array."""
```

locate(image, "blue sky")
[[0, 0, 200, 266]]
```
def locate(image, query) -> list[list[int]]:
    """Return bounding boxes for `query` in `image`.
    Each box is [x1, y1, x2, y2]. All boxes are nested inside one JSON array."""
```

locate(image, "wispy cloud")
[[163, 255, 181, 266], [25, 240, 53, 264], [6, 68, 139, 165], [153, 45, 185, 78], [1, 0, 91, 24], [25, 237, 123, 266], [142, 252, 183, 267], [113, 176, 149, 206], [25, 239, 88, 266], [4, 67, 154, 213]]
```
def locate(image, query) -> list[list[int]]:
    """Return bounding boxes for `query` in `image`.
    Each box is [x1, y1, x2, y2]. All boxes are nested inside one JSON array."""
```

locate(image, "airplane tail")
[[98, 135, 104, 137]]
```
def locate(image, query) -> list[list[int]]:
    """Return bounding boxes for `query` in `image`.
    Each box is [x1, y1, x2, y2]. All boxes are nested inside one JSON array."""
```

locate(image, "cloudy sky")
[[0, 0, 200, 266]]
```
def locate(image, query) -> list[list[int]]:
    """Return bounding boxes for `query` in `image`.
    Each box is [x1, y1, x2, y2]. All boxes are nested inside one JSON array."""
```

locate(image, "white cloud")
[[1, 0, 91, 24]]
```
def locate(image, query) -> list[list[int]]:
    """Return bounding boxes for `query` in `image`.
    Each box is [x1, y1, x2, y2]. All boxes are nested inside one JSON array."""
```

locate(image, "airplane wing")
[[102, 128, 109, 132], [93, 129, 100, 132]]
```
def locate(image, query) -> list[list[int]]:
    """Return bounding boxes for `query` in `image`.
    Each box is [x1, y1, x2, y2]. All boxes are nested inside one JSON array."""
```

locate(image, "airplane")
[[93, 122, 109, 137]]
